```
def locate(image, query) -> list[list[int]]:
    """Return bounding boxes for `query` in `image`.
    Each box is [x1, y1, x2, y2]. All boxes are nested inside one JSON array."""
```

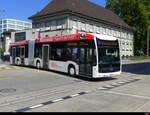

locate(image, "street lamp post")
[[0, 10, 5, 56]]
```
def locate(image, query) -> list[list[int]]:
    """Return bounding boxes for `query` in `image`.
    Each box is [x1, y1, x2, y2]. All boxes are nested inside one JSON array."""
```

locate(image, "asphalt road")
[[0, 60, 149, 112]]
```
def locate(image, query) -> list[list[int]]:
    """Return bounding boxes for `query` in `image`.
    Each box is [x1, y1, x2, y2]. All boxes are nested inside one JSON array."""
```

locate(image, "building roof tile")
[[29, 0, 132, 30]]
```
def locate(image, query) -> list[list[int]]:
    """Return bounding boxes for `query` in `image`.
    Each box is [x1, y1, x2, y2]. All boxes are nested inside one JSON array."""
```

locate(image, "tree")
[[0, 48, 5, 55], [106, 0, 150, 55]]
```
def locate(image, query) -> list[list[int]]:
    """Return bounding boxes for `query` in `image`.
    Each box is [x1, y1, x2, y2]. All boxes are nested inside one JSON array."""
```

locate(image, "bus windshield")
[[97, 38, 120, 73]]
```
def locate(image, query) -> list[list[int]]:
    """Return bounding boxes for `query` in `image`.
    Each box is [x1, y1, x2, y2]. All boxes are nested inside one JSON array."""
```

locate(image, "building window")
[[17, 21, 23, 25], [17, 26, 24, 30], [95, 26, 100, 34], [118, 31, 121, 37], [25, 23, 31, 27], [15, 32, 26, 42], [89, 24, 93, 32], [45, 21, 51, 27], [81, 22, 85, 31], [51, 20, 56, 30], [7, 24, 15, 29], [106, 28, 109, 35], [109, 28, 113, 36], [72, 20, 77, 28], [102, 27, 106, 34]]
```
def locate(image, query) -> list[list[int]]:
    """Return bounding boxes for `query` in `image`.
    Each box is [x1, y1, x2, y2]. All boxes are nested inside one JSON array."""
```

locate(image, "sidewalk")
[[122, 59, 150, 65]]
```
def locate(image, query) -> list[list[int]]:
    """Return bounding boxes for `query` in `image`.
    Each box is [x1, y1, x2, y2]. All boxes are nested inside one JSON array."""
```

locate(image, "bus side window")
[[50, 48, 64, 61], [71, 47, 79, 62], [25, 46, 28, 58], [64, 48, 72, 60], [80, 48, 85, 63], [16, 47, 20, 57], [35, 46, 42, 58], [93, 49, 97, 66], [56, 48, 63, 60], [86, 48, 93, 63], [50, 48, 56, 60]]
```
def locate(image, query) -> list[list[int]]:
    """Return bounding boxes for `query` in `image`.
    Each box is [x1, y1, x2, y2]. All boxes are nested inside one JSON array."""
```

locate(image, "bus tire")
[[36, 61, 41, 69], [68, 66, 76, 76], [16, 59, 20, 66]]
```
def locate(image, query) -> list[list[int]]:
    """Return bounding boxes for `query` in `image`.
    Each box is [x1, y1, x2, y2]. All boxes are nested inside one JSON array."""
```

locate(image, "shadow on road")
[[122, 62, 150, 75], [47, 69, 117, 82], [73, 76, 117, 82]]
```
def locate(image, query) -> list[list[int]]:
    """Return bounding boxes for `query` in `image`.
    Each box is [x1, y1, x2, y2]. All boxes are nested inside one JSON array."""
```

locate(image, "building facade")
[[29, 0, 134, 57], [0, 19, 32, 34], [0, 19, 32, 55]]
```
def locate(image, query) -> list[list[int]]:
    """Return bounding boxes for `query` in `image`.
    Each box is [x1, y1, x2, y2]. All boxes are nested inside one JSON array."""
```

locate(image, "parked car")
[[135, 50, 145, 56], [0, 55, 10, 62]]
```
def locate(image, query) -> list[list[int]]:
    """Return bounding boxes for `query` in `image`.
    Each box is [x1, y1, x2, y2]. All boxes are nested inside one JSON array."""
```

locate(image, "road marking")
[[103, 85, 115, 88], [0, 66, 26, 71], [30, 104, 44, 109], [5, 66, 11, 70], [13, 66, 22, 70], [14, 78, 140, 112], [52, 98, 63, 103], [117, 81, 126, 84], [135, 75, 150, 79], [15, 91, 89, 112], [70, 94, 80, 97], [100, 90, 150, 100], [98, 87, 109, 90], [111, 83, 122, 86]]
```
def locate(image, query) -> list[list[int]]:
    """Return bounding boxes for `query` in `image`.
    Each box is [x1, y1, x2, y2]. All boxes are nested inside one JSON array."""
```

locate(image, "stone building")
[[0, 19, 32, 55], [29, 0, 134, 57]]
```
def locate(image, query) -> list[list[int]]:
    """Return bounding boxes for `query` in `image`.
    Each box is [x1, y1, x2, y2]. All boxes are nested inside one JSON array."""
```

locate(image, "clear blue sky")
[[0, 0, 106, 22]]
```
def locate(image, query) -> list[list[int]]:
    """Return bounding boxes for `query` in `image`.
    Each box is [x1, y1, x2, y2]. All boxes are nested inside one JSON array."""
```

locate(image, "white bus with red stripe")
[[10, 32, 121, 78]]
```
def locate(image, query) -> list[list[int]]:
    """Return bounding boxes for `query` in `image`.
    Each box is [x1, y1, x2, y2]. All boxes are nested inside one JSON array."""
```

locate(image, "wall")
[[31, 14, 134, 57]]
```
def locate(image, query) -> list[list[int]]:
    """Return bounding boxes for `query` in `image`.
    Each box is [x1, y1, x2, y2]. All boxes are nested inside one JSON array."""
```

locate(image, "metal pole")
[[147, 27, 149, 57], [0, 10, 5, 56]]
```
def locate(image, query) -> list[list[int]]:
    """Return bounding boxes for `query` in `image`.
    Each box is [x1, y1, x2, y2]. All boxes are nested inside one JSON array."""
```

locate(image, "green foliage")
[[106, 0, 150, 55], [0, 48, 5, 55]]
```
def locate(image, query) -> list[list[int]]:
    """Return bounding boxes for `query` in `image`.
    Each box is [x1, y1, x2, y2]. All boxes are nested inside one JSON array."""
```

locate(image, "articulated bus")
[[10, 32, 121, 78]]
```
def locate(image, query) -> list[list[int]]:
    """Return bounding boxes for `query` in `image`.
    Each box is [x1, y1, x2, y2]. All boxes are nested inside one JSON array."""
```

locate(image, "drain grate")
[[0, 88, 16, 93]]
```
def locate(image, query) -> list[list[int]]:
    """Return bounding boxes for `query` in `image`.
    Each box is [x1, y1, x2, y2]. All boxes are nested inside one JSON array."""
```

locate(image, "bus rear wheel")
[[36, 61, 41, 69], [16, 59, 20, 66], [68, 66, 76, 76]]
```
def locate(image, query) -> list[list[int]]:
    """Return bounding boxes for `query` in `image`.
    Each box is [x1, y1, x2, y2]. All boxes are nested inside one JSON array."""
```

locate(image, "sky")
[[0, 0, 106, 22]]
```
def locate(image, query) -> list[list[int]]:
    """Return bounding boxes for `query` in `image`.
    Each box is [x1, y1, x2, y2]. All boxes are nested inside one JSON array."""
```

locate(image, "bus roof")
[[36, 33, 94, 44], [10, 40, 28, 46], [91, 34, 118, 41]]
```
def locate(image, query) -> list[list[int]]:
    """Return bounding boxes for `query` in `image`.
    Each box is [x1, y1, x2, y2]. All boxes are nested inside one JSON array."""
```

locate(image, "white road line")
[[117, 81, 126, 84], [128, 79, 135, 81], [103, 85, 115, 88], [111, 83, 121, 86], [70, 94, 80, 97], [30, 104, 44, 109], [98, 87, 108, 90], [85, 90, 92, 93], [122, 80, 131, 83], [52, 98, 63, 103], [100, 91, 150, 100]]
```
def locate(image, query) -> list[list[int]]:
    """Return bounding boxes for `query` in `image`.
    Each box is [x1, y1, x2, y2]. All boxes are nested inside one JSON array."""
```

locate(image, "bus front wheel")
[[68, 66, 76, 76]]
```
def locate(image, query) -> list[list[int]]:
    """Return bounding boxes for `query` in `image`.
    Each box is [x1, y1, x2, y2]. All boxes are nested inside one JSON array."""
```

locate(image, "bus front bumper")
[[93, 71, 121, 78]]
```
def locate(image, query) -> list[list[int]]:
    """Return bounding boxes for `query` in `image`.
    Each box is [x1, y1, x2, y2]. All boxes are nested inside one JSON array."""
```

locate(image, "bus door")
[[12, 47, 16, 64], [20, 46, 25, 65], [79, 47, 93, 77], [42, 45, 49, 69]]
